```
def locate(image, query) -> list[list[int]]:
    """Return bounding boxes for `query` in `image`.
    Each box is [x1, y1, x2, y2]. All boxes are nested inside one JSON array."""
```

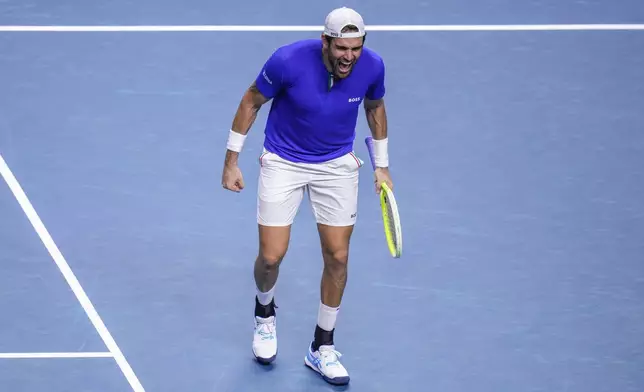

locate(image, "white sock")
[[317, 302, 340, 331], [256, 284, 275, 306]]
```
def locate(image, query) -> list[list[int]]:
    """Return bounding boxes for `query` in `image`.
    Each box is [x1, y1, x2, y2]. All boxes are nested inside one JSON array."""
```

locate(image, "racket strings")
[[383, 196, 399, 247]]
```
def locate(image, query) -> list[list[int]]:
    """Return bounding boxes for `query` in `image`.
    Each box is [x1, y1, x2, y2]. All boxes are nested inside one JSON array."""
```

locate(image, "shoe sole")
[[304, 355, 350, 385], [253, 349, 277, 365]]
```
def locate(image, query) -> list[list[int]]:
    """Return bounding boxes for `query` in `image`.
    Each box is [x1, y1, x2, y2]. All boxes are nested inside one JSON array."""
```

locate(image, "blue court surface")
[[1, 1, 644, 391]]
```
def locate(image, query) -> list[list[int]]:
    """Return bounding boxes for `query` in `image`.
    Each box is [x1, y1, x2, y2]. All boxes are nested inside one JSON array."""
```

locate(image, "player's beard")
[[328, 52, 355, 78]]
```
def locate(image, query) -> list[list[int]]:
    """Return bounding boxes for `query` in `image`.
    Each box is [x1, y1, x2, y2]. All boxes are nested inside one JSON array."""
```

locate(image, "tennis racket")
[[365, 136, 403, 258]]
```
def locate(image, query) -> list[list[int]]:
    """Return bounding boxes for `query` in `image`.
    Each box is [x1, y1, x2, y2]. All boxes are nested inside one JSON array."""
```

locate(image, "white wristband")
[[373, 137, 389, 168], [226, 129, 247, 152]]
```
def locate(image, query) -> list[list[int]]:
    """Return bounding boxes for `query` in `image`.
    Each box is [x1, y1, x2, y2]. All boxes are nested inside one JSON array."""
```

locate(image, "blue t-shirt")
[[254, 39, 386, 163]]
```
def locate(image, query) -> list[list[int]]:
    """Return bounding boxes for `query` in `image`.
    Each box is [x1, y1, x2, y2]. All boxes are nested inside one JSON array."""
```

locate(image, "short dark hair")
[[325, 24, 366, 44]]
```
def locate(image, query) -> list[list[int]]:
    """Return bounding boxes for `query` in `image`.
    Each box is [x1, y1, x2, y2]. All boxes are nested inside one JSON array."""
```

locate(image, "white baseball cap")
[[323, 7, 366, 38]]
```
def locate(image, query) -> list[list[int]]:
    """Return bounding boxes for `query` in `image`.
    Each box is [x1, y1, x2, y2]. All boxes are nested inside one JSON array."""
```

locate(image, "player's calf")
[[313, 247, 347, 353], [255, 224, 289, 306], [320, 237, 350, 304]]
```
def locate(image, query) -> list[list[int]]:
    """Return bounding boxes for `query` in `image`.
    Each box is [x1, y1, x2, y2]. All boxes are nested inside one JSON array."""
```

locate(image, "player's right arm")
[[222, 50, 287, 192], [221, 83, 269, 192], [223, 83, 270, 166]]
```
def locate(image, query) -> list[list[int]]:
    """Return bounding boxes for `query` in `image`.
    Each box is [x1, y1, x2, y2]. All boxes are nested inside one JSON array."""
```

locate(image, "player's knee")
[[258, 251, 285, 269], [323, 247, 349, 268]]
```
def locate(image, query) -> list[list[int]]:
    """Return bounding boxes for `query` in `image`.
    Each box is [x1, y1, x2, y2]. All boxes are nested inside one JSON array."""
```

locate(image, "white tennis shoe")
[[304, 343, 350, 385], [252, 315, 277, 364]]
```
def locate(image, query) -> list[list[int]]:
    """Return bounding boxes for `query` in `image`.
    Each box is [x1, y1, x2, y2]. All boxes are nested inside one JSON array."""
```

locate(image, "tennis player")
[[221, 7, 393, 385]]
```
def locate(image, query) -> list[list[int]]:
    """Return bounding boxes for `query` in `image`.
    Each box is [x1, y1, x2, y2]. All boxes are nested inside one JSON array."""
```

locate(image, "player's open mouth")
[[338, 59, 353, 73]]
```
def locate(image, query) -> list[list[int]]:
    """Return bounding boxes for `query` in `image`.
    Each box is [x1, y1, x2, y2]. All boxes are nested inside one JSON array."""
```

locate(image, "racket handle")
[[364, 136, 377, 170]]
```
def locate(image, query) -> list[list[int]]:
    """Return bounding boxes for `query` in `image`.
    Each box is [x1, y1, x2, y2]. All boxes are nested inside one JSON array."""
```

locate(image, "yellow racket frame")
[[379, 182, 402, 258]]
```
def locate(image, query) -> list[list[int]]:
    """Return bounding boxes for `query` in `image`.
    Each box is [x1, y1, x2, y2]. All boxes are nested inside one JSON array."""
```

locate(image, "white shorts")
[[257, 149, 364, 227]]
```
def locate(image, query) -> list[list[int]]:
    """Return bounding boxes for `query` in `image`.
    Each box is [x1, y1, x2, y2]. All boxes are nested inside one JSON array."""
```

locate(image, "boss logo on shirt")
[[262, 69, 272, 84], [348, 97, 361, 103]]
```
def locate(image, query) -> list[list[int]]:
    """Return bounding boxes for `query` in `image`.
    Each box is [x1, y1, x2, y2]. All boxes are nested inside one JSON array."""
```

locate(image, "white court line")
[[0, 153, 145, 392], [0, 352, 113, 359], [0, 24, 643, 32]]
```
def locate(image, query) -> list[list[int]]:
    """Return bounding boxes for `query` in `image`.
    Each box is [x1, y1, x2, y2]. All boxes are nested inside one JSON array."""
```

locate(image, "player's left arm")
[[364, 57, 393, 192], [364, 97, 392, 192], [364, 97, 387, 141]]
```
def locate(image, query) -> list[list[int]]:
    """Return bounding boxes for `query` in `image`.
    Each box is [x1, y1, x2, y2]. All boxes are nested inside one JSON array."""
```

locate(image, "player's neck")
[[321, 50, 335, 77], [321, 50, 338, 92]]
